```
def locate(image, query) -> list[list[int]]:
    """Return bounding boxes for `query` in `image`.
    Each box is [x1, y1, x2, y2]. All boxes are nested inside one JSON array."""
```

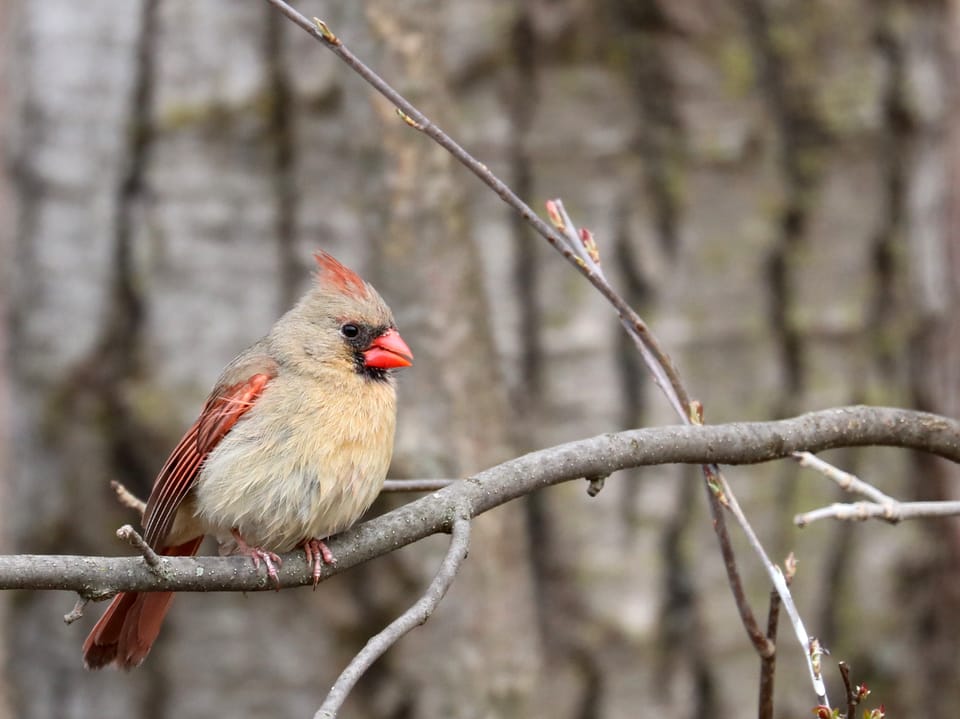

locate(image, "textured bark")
[[3, 0, 960, 717], [0, 3, 12, 717], [895, 2, 960, 715], [355, 4, 541, 716]]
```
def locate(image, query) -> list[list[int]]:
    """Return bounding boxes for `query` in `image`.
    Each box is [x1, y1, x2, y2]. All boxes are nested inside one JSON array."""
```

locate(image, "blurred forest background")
[[2, 0, 960, 717]]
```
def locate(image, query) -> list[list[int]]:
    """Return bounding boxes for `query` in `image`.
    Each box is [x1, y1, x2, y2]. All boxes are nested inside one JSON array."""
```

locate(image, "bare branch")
[[545, 199, 687, 418], [839, 661, 858, 719], [795, 499, 960, 527], [110, 480, 146, 516], [1, 406, 957, 595], [792, 449, 960, 526], [700, 470, 774, 658], [544, 200, 793, 690], [793, 452, 892, 504], [758, 554, 794, 719], [710, 468, 828, 702], [314, 512, 471, 719]]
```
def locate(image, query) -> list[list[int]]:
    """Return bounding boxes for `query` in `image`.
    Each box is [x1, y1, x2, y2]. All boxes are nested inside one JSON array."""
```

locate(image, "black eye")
[[340, 323, 360, 339]]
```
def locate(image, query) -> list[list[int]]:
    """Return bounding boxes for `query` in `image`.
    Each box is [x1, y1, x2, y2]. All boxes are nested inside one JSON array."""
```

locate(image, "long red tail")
[[82, 537, 203, 669]]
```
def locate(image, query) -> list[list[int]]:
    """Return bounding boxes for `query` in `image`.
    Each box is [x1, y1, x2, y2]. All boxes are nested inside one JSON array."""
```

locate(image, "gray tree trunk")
[[3, 1, 959, 717]]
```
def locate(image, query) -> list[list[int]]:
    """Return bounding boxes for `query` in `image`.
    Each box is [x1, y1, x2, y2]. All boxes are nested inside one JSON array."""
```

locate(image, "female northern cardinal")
[[83, 252, 413, 669]]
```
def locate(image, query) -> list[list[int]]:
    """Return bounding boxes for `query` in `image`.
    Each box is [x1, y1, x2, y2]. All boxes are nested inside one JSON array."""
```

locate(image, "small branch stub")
[[110, 480, 146, 516], [63, 597, 90, 625], [585, 475, 607, 497], [116, 524, 163, 576]]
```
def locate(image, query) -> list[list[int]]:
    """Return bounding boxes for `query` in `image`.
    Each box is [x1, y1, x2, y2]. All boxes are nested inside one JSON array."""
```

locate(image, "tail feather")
[[82, 537, 203, 669]]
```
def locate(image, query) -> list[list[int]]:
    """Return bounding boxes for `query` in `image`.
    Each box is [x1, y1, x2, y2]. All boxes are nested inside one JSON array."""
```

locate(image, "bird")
[[82, 251, 413, 670]]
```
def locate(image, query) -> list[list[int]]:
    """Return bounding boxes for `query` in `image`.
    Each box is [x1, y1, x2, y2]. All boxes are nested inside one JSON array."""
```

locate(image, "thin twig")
[[547, 202, 801, 687], [795, 499, 960, 527], [314, 512, 471, 719], [701, 470, 774, 658], [549, 203, 794, 687], [110, 479, 146, 516], [838, 661, 858, 719], [791, 450, 960, 526], [63, 597, 90, 625], [793, 452, 891, 504], [116, 524, 162, 575], [546, 199, 686, 417], [758, 554, 795, 719], [712, 470, 828, 702], [758, 589, 780, 719]]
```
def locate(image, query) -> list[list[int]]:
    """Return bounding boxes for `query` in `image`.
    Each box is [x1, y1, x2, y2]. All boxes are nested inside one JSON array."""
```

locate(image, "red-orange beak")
[[363, 328, 413, 369]]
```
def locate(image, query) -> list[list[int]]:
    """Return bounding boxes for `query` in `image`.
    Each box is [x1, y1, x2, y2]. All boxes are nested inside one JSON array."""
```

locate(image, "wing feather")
[[142, 371, 274, 548]]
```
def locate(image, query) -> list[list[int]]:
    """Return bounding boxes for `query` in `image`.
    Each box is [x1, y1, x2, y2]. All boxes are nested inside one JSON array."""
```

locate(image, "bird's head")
[[274, 252, 413, 382]]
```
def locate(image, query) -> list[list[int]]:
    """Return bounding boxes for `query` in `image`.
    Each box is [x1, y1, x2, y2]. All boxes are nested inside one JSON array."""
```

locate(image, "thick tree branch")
[[2, 406, 957, 595]]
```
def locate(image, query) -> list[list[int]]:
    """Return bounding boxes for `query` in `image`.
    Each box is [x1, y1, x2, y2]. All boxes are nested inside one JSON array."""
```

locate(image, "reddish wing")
[[141, 372, 274, 548]]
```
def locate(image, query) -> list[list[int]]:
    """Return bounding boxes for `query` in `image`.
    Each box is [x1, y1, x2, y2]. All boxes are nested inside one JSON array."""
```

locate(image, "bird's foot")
[[231, 529, 283, 590], [301, 538, 335, 589]]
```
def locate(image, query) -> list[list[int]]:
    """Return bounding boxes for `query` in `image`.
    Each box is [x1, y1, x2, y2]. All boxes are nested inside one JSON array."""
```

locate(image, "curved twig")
[[314, 511, 471, 719]]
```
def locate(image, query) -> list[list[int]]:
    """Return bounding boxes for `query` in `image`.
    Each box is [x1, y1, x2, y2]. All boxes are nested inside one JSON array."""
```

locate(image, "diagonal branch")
[[314, 511, 471, 719], [256, 1, 874, 706], [261, 0, 690, 419], [259, 5, 815, 698]]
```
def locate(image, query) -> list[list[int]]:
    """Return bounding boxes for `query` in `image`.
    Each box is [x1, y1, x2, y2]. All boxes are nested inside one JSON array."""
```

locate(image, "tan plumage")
[[190, 344, 397, 551], [83, 253, 412, 669]]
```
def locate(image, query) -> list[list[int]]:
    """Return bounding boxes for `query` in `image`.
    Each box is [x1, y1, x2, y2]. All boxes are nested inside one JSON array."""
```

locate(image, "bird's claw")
[[231, 529, 283, 590], [248, 548, 283, 590], [302, 538, 335, 589]]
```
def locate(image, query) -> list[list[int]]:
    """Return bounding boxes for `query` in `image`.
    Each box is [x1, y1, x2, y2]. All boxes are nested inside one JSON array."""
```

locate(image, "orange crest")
[[313, 252, 370, 299]]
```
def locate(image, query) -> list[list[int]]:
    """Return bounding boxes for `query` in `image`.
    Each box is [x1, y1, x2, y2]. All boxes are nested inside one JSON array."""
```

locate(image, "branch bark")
[[2, 406, 956, 595]]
